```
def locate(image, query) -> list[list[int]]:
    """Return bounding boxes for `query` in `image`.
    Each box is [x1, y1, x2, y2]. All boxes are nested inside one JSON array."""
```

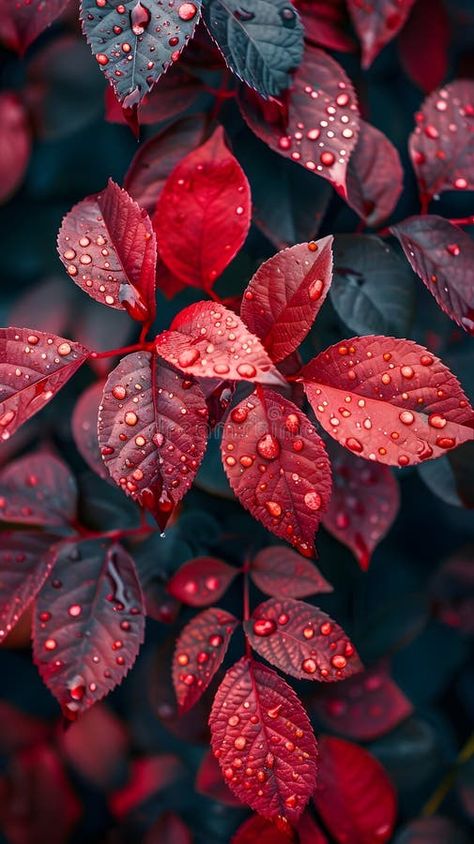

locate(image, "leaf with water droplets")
[[392, 215, 474, 334], [153, 127, 250, 291], [322, 440, 400, 570], [0, 327, 89, 441], [0, 0, 70, 54], [238, 45, 359, 194], [57, 178, 157, 322], [155, 301, 284, 386], [0, 93, 31, 204], [244, 597, 362, 681], [232, 810, 328, 843], [313, 736, 397, 844], [250, 547, 332, 598], [167, 557, 237, 606], [345, 120, 403, 227], [209, 656, 318, 821], [311, 663, 413, 741], [221, 388, 332, 557], [72, 381, 109, 480], [80, 0, 203, 107], [392, 816, 470, 844], [196, 749, 242, 807], [0, 452, 78, 527], [0, 531, 57, 643], [97, 351, 208, 530], [240, 237, 333, 363], [33, 538, 145, 719], [409, 79, 474, 204], [203, 0, 303, 98], [172, 606, 238, 713], [301, 336, 474, 467], [347, 0, 415, 68]]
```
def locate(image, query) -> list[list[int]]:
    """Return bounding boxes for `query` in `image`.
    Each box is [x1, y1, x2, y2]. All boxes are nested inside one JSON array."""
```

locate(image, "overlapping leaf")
[[0, 93, 31, 204], [0, 0, 70, 54], [195, 749, 242, 806], [301, 336, 474, 467], [167, 557, 237, 606], [250, 547, 332, 598], [0, 531, 57, 642], [296, 0, 354, 53], [172, 607, 238, 712], [221, 388, 332, 557], [97, 351, 208, 528], [57, 179, 157, 322], [347, 0, 416, 68], [72, 380, 108, 479], [105, 64, 203, 127], [0, 452, 77, 526], [232, 811, 327, 843], [345, 120, 403, 227], [240, 237, 333, 363], [209, 657, 318, 821]]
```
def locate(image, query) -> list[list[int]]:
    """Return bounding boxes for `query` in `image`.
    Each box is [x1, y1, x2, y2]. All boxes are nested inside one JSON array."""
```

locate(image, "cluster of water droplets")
[[175, 610, 234, 700]]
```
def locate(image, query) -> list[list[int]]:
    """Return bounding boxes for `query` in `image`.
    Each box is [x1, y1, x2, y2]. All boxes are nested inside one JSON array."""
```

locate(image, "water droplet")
[[130, 2, 151, 36], [68, 604, 82, 617], [44, 638, 57, 651], [236, 363, 257, 379], [345, 437, 363, 453], [399, 410, 415, 425], [428, 413, 447, 429], [304, 490, 322, 511], [178, 2, 197, 21], [302, 658, 317, 674], [265, 501, 282, 518], [125, 411, 138, 426], [234, 736, 246, 750], [446, 243, 460, 257], [257, 433, 280, 460], [253, 618, 277, 637], [331, 654, 347, 669], [96, 53, 109, 66], [178, 348, 200, 368]]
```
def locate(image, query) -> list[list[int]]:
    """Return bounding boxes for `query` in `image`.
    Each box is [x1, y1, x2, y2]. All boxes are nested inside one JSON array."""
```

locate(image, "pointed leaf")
[[391, 215, 474, 334], [98, 351, 208, 528], [33, 538, 145, 718], [196, 749, 242, 806], [345, 120, 403, 227], [313, 736, 397, 844], [239, 46, 359, 194], [240, 237, 333, 363], [209, 657, 318, 821], [322, 440, 400, 570], [155, 301, 284, 386], [0, 327, 89, 441], [408, 80, 474, 203], [0, 531, 57, 643], [172, 606, 238, 712], [57, 179, 157, 322], [221, 388, 331, 557], [80, 0, 202, 106], [167, 557, 237, 606], [0, 93, 31, 204], [105, 63, 203, 127], [0, 453, 77, 527], [244, 597, 362, 681], [301, 336, 474, 467], [347, 0, 415, 68], [72, 380, 108, 479], [250, 547, 332, 598], [0, 0, 70, 54], [203, 0, 304, 98], [153, 127, 251, 290]]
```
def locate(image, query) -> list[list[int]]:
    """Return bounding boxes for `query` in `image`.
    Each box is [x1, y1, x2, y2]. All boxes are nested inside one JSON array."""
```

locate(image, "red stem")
[[65, 523, 156, 544], [419, 193, 430, 215], [448, 216, 474, 227], [243, 568, 251, 658], [89, 341, 153, 360]]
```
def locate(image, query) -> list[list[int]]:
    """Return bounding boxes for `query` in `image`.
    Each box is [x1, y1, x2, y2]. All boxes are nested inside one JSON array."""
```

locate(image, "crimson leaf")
[[301, 336, 474, 467], [153, 127, 251, 290], [172, 607, 238, 712], [97, 351, 208, 529], [313, 736, 397, 844], [80, 0, 202, 107], [345, 119, 403, 227], [195, 749, 242, 806], [240, 237, 333, 363], [296, 0, 354, 53], [347, 0, 415, 69], [221, 388, 332, 557], [391, 215, 474, 334], [167, 557, 237, 606], [0, 327, 89, 441], [0, 452, 77, 526], [250, 547, 332, 598], [244, 597, 362, 681], [0, 0, 70, 54], [398, 0, 449, 94], [0, 93, 31, 203], [72, 380, 108, 479], [57, 178, 157, 322], [203, 0, 304, 98], [232, 811, 327, 843], [33, 538, 145, 718], [0, 531, 57, 643]]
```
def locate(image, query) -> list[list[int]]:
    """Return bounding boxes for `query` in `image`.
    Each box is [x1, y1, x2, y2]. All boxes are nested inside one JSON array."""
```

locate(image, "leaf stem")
[[89, 341, 153, 360], [422, 732, 474, 817], [64, 523, 157, 544], [243, 565, 251, 658], [448, 215, 474, 227]]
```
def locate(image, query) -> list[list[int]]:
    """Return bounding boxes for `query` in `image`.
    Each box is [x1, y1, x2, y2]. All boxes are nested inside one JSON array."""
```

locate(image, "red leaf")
[[250, 547, 333, 598], [408, 80, 474, 204], [313, 736, 397, 844], [301, 336, 474, 467], [153, 127, 251, 290], [345, 120, 403, 227], [0, 326, 89, 441], [109, 754, 185, 819], [391, 215, 474, 334], [167, 557, 237, 606], [0, 92, 31, 204], [0, 531, 56, 643], [209, 657, 318, 822], [33, 538, 145, 719], [231, 814, 294, 844], [124, 115, 207, 215], [57, 178, 157, 322], [240, 237, 333, 363], [221, 388, 332, 557], [60, 704, 129, 789], [196, 749, 242, 807], [144, 812, 193, 844], [97, 351, 208, 529], [239, 46, 360, 195], [0, 0, 69, 54], [172, 607, 238, 713], [322, 440, 400, 570], [72, 380, 108, 479], [155, 301, 284, 386], [311, 663, 413, 741], [296, 0, 355, 53], [347, 0, 416, 69], [398, 0, 449, 94], [244, 597, 362, 681], [0, 452, 77, 526], [105, 64, 203, 128]]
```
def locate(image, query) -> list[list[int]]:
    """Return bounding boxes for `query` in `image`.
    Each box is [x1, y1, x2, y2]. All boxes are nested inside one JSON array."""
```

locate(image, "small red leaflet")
[[250, 546, 333, 599], [347, 0, 416, 69], [0, 0, 70, 54], [167, 557, 237, 606], [0, 451, 77, 526]]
